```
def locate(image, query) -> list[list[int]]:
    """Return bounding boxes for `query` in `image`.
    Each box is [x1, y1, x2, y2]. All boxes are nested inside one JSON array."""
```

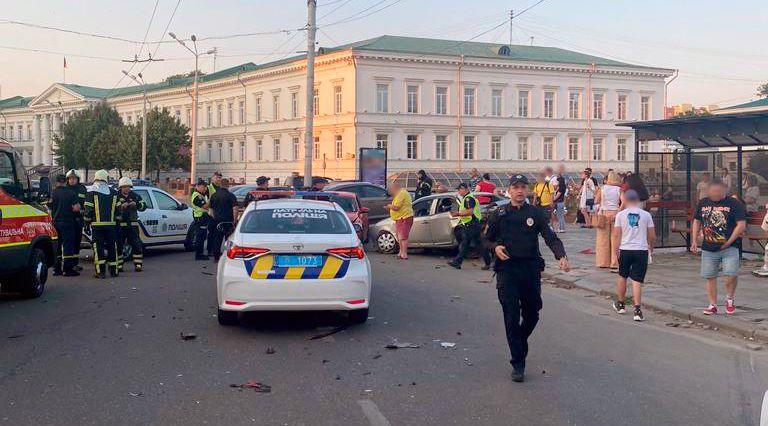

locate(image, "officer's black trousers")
[[54, 221, 78, 274], [193, 217, 209, 257], [453, 223, 491, 266], [209, 220, 234, 260], [118, 224, 143, 269], [206, 219, 216, 256], [496, 261, 543, 372], [91, 226, 118, 277]]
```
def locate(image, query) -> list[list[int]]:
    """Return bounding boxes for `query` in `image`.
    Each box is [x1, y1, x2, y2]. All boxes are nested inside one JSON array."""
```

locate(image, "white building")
[[0, 35, 674, 183]]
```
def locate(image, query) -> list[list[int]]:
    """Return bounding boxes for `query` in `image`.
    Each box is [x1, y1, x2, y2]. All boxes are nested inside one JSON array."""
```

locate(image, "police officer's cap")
[[196, 179, 207, 186], [456, 182, 468, 190], [256, 176, 270, 185], [509, 174, 529, 186], [212, 171, 223, 177]]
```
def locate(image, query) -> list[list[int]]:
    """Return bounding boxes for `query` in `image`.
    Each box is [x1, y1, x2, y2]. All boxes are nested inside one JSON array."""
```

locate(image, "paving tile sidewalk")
[[540, 225, 768, 341]]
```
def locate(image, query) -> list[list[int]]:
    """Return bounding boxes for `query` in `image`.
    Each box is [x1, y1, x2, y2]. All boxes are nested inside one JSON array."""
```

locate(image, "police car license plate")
[[275, 255, 323, 268]]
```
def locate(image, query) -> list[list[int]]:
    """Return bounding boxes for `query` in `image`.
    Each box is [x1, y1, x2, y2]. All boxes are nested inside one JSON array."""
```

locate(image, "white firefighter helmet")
[[66, 169, 81, 180], [118, 177, 133, 188], [94, 169, 109, 182]]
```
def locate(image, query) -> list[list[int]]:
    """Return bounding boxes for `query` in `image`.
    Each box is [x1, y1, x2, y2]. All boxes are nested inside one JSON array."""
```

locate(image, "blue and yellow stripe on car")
[[244, 255, 349, 280]]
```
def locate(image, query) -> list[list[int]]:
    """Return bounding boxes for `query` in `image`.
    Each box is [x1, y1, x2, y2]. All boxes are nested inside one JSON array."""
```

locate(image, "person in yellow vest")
[[448, 183, 491, 270], [191, 179, 211, 260], [83, 170, 121, 279]]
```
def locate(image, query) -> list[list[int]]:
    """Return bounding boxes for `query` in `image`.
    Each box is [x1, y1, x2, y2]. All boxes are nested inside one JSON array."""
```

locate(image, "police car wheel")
[[217, 309, 238, 326], [376, 231, 399, 254], [347, 308, 369, 325]]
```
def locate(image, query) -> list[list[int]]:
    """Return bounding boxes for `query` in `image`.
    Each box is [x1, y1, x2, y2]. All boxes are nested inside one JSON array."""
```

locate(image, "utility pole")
[[509, 10, 514, 45], [212, 47, 218, 73], [124, 71, 149, 179], [304, 0, 317, 188]]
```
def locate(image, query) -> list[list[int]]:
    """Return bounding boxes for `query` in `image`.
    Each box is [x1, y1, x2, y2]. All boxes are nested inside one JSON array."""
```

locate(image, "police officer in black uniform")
[[485, 174, 570, 383], [243, 175, 270, 207], [50, 174, 81, 276], [414, 169, 433, 200], [208, 178, 239, 261], [206, 172, 223, 257]]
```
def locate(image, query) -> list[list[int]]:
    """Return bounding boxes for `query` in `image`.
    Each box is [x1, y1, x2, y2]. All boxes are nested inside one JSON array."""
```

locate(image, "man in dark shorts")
[[611, 190, 655, 322]]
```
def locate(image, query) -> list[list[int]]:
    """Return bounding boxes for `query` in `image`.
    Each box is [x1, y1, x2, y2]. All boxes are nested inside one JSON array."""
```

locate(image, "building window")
[[436, 86, 448, 115], [254, 97, 262, 121], [641, 96, 651, 120], [406, 85, 419, 114], [225, 141, 232, 161], [174, 109, 181, 123], [517, 137, 529, 160], [490, 136, 501, 160], [334, 86, 342, 115], [291, 92, 299, 119], [592, 138, 603, 161], [273, 139, 281, 161], [313, 89, 319, 116], [26, 124, 31, 140], [272, 95, 280, 120], [313, 137, 320, 160], [227, 103, 233, 125], [217, 104, 223, 127], [206, 106, 212, 127], [568, 92, 580, 119], [292, 137, 300, 160], [406, 135, 419, 159], [617, 138, 627, 161], [543, 136, 554, 161], [463, 135, 475, 160], [592, 93, 604, 120], [463, 87, 476, 116], [127, 115, 133, 125], [376, 83, 389, 113], [518, 90, 529, 117], [617, 94, 627, 120], [206, 142, 212, 162], [186, 108, 191, 126], [543, 91, 555, 118], [238, 100, 245, 124], [639, 140, 649, 161], [568, 137, 579, 161], [435, 135, 447, 160], [216, 142, 222, 161], [240, 140, 245, 161], [376, 134, 388, 151], [255, 139, 263, 161], [491, 89, 502, 117], [335, 135, 343, 159]]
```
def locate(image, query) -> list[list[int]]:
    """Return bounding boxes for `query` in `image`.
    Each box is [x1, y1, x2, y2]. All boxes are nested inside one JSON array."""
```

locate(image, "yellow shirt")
[[390, 189, 414, 221], [533, 182, 553, 207]]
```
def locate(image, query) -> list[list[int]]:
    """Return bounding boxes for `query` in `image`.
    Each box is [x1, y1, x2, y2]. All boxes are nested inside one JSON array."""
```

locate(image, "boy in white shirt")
[[611, 190, 656, 321]]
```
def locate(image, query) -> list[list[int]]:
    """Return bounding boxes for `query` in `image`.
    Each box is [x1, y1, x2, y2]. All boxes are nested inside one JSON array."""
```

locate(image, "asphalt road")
[[2, 247, 767, 426]]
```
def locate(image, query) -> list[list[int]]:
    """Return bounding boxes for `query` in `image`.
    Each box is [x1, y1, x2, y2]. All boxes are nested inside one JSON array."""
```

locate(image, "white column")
[[33, 115, 42, 165], [41, 114, 51, 166], [51, 113, 61, 166]]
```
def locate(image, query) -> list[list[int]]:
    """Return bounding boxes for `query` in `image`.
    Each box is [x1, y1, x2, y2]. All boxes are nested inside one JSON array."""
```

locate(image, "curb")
[[543, 271, 768, 344]]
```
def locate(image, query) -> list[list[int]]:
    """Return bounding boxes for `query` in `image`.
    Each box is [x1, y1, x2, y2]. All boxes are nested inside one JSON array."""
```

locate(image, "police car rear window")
[[240, 208, 351, 234]]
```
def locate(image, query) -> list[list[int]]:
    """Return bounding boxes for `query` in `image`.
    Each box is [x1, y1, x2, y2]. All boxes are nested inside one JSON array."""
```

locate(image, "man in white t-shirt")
[[611, 190, 655, 322]]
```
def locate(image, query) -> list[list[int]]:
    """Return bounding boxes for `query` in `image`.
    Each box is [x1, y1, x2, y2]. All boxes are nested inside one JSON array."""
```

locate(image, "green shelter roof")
[[719, 97, 768, 111]]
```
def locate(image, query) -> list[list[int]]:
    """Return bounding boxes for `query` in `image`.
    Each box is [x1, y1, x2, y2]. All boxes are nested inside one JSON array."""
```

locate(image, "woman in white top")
[[579, 170, 596, 228], [595, 171, 623, 269]]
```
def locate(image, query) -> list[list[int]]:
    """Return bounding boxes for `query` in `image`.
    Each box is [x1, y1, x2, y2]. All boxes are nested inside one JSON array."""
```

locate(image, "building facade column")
[[33, 115, 42, 166], [51, 113, 61, 166], [41, 114, 51, 166]]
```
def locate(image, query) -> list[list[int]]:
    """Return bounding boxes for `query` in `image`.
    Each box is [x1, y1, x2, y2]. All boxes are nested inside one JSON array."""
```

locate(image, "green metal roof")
[[719, 97, 768, 111], [3, 35, 665, 109], [0, 95, 34, 110]]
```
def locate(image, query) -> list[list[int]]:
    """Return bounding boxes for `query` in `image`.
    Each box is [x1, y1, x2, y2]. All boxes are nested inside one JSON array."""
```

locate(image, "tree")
[[757, 83, 768, 99], [88, 125, 140, 177], [54, 102, 122, 179], [164, 70, 206, 83], [142, 108, 191, 180]]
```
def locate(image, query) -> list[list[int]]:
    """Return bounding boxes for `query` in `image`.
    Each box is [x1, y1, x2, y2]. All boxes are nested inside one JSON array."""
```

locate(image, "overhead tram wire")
[[322, 0, 405, 27], [318, 0, 355, 21], [138, 0, 182, 75], [135, 0, 161, 60]]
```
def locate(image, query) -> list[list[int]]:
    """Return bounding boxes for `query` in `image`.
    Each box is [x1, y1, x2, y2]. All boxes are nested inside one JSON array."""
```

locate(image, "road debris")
[[665, 322, 680, 328], [372, 354, 382, 360], [7, 334, 23, 339], [128, 392, 143, 397], [309, 326, 346, 340], [201, 271, 214, 276], [265, 347, 276, 355], [230, 380, 272, 393], [463, 358, 473, 366], [746, 343, 763, 351], [385, 342, 421, 349], [180, 332, 197, 341], [440, 342, 456, 348]]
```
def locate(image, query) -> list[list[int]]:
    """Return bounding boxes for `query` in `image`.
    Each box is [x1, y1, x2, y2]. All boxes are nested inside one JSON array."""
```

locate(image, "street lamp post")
[[169, 33, 215, 185], [123, 71, 148, 179]]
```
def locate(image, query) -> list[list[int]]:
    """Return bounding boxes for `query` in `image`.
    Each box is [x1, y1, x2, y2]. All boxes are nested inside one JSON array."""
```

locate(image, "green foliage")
[[54, 102, 122, 170], [142, 107, 191, 176], [673, 109, 711, 118], [165, 70, 206, 83], [88, 125, 140, 173], [747, 149, 768, 180], [757, 83, 768, 99]]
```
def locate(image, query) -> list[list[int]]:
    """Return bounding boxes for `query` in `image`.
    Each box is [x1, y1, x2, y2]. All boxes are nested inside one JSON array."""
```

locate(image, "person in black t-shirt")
[[50, 175, 81, 276], [552, 165, 567, 232], [691, 179, 746, 316], [208, 178, 239, 261]]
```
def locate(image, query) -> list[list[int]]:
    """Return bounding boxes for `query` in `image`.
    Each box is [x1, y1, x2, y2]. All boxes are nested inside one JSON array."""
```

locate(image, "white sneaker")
[[753, 267, 768, 277]]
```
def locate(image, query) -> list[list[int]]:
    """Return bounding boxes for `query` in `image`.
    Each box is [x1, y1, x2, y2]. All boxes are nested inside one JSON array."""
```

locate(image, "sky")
[[1, 0, 766, 108]]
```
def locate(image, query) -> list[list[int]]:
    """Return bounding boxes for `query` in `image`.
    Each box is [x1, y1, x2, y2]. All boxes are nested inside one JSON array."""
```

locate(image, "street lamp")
[[123, 70, 148, 179], [169, 32, 216, 184]]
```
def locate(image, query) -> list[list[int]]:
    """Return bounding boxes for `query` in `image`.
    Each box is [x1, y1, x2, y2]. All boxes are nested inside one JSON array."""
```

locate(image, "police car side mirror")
[[178, 203, 189, 211], [353, 223, 363, 233]]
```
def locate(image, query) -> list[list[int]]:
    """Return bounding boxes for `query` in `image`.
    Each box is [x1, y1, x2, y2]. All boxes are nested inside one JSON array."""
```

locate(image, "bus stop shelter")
[[619, 110, 768, 253]]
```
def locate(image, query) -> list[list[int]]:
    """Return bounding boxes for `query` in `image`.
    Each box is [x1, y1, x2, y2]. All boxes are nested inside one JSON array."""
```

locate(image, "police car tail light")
[[326, 246, 365, 259], [227, 246, 270, 259]]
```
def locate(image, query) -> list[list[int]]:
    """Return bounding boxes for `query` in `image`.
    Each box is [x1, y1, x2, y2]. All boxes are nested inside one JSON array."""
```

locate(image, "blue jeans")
[[555, 202, 566, 231], [700, 246, 740, 278]]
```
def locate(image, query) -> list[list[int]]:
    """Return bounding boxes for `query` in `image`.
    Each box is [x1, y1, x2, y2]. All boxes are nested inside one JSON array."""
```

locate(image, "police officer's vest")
[[191, 191, 208, 218], [459, 194, 482, 225], [208, 183, 218, 197]]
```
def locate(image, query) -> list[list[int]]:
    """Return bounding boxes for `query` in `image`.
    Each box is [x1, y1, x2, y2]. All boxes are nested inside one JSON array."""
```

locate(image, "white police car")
[[216, 199, 372, 326]]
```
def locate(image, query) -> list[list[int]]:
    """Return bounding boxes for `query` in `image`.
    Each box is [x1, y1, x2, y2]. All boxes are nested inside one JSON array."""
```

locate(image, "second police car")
[[216, 198, 372, 326]]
